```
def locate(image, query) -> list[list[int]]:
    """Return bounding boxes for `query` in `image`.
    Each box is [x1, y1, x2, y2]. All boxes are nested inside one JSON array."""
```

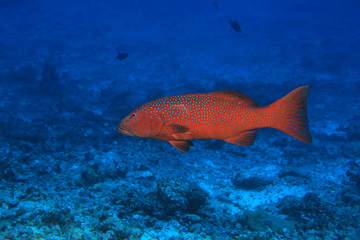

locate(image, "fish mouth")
[[118, 126, 134, 136]]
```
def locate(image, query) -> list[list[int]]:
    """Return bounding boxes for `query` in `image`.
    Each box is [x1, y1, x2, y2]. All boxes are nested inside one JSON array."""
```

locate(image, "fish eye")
[[130, 113, 136, 118]]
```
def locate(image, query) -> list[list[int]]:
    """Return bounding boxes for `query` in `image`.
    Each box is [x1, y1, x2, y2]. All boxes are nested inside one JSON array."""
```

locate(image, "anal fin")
[[169, 140, 194, 153], [224, 130, 257, 146]]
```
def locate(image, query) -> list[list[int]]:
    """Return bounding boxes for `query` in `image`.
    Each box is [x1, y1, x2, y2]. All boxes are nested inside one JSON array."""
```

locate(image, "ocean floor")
[[0, 0, 360, 239]]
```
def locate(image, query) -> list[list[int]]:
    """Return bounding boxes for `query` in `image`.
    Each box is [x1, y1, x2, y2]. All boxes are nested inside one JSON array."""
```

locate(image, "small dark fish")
[[213, 1, 219, 10], [229, 19, 242, 32], [116, 53, 128, 61]]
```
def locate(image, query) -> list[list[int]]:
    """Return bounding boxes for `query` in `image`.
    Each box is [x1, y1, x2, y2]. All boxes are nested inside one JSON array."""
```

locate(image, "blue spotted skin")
[[119, 91, 257, 140], [118, 86, 312, 152]]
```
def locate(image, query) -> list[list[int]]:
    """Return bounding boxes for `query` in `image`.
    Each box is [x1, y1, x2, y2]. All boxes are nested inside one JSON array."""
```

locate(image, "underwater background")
[[0, 0, 359, 239]]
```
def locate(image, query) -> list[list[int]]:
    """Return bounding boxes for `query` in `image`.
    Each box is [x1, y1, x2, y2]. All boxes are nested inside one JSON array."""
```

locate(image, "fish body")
[[118, 86, 312, 152], [214, 1, 219, 10], [229, 19, 242, 32]]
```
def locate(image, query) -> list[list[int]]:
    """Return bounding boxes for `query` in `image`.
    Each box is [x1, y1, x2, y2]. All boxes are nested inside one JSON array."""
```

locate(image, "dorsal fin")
[[211, 90, 258, 107]]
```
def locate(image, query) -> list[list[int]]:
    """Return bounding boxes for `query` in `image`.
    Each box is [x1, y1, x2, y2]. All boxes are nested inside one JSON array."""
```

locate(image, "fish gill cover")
[[0, 0, 359, 239]]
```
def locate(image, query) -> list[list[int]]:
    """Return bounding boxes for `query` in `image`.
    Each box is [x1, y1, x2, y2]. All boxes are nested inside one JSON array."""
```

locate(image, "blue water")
[[1, 0, 359, 239]]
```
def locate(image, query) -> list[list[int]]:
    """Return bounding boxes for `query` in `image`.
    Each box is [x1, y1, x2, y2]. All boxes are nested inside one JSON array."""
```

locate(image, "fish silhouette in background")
[[116, 53, 128, 61], [118, 86, 312, 152], [229, 19, 242, 32], [213, 1, 219, 10]]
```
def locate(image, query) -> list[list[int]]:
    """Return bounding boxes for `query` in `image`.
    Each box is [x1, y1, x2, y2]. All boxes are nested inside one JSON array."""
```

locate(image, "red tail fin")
[[266, 86, 312, 143]]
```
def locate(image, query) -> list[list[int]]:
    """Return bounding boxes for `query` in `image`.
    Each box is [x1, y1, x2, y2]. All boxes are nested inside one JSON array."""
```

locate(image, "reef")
[[0, 0, 359, 239]]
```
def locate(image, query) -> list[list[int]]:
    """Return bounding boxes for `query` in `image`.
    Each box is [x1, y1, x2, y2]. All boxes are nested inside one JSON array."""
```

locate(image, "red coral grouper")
[[118, 86, 312, 152]]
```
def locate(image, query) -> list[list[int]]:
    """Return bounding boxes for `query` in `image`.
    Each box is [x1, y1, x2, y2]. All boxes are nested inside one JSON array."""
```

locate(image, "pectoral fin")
[[167, 124, 189, 133], [169, 140, 194, 152], [224, 130, 257, 146], [163, 124, 191, 139]]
